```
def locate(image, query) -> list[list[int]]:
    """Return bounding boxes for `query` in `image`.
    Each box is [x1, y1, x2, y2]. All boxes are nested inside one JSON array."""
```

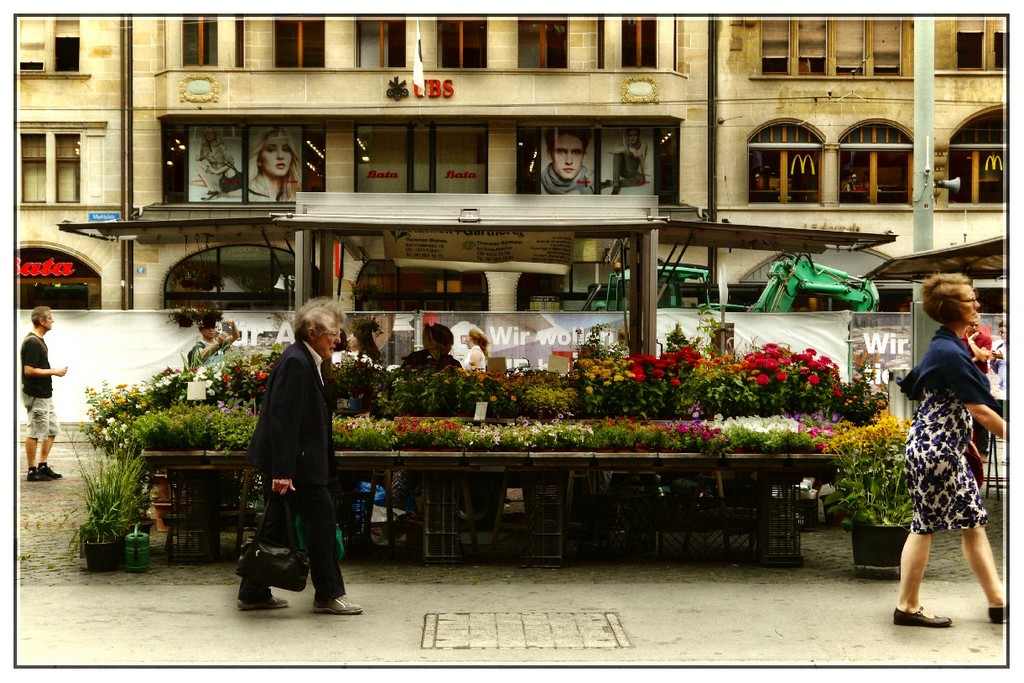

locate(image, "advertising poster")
[[189, 126, 244, 202], [247, 126, 304, 202], [539, 127, 597, 195], [599, 127, 654, 195]]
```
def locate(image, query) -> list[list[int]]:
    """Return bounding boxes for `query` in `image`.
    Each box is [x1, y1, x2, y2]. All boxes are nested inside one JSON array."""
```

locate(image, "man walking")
[[21, 306, 67, 482]]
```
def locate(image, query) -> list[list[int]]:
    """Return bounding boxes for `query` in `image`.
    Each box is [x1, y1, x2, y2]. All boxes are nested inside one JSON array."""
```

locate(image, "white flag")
[[413, 21, 425, 96]]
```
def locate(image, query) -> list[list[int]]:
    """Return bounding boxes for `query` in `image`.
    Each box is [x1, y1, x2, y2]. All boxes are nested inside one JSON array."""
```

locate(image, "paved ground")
[[11, 425, 1013, 671]]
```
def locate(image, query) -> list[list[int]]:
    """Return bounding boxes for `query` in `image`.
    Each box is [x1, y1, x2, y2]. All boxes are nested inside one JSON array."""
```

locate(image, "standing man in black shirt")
[[21, 306, 67, 482]]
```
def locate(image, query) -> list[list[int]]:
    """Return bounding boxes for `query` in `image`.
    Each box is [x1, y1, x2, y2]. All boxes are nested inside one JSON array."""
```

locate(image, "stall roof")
[[863, 236, 1006, 281], [58, 194, 897, 253]]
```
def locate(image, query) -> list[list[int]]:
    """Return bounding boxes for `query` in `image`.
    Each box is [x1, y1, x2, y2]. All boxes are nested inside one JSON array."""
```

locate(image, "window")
[[762, 17, 903, 76], [957, 17, 1006, 70], [20, 134, 46, 203], [948, 112, 1005, 204], [839, 124, 912, 205], [355, 260, 487, 312], [748, 123, 822, 204], [183, 16, 218, 66], [356, 125, 488, 194], [515, 126, 679, 204], [161, 124, 325, 203], [357, 19, 406, 67], [275, 18, 325, 68], [54, 18, 79, 72], [55, 134, 80, 203], [621, 17, 656, 67], [797, 18, 825, 75], [518, 18, 567, 68], [165, 246, 296, 310], [761, 19, 789, 74], [235, 17, 245, 67], [439, 18, 487, 68]]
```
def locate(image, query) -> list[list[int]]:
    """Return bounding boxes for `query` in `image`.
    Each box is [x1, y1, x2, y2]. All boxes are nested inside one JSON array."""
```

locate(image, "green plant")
[[518, 382, 579, 419], [332, 416, 396, 451], [72, 445, 149, 545], [81, 382, 152, 455], [823, 416, 914, 530], [130, 404, 221, 450], [392, 417, 465, 449]]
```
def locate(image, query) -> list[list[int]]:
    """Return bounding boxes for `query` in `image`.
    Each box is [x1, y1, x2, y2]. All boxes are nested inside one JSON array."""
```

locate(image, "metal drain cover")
[[422, 612, 631, 649]]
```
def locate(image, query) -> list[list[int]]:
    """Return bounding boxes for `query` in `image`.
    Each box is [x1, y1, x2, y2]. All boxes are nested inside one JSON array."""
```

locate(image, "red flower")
[[808, 374, 820, 386], [775, 371, 788, 382], [756, 374, 770, 386], [670, 377, 681, 386]]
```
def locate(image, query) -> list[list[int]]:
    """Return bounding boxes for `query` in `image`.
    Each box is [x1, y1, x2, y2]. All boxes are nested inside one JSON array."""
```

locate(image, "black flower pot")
[[84, 539, 124, 572], [852, 524, 909, 580]]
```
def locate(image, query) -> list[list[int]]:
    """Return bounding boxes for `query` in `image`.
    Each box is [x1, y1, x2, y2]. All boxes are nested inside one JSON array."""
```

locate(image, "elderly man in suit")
[[237, 298, 362, 615]]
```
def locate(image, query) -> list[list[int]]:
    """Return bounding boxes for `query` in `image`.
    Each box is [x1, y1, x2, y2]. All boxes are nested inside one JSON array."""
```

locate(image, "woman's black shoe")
[[893, 607, 952, 628], [989, 605, 1007, 624]]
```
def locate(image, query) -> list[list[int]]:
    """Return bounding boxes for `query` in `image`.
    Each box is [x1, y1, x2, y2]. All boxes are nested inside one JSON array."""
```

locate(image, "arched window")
[[748, 123, 822, 204], [355, 260, 487, 311], [838, 123, 913, 204], [164, 245, 295, 310], [948, 111, 1005, 204]]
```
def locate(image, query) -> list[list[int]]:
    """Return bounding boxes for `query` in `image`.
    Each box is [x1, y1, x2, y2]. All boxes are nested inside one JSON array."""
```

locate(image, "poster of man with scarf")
[[540, 127, 596, 195]]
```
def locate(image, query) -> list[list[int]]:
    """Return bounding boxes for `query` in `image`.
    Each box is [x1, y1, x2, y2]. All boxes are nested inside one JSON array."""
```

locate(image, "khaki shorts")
[[22, 393, 58, 440]]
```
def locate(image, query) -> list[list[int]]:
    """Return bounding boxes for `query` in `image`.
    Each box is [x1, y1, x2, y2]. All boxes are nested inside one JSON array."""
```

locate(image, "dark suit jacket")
[[246, 341, 333, 485]]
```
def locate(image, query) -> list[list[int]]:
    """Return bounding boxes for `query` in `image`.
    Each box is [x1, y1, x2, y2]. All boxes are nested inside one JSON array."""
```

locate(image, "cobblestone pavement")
[[17, 426, 1006, 590]]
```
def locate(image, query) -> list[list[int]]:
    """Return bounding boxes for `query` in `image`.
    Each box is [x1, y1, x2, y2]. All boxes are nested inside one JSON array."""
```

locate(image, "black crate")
[[166, 470, 220, 564], [337, 491, 374, 552], [576, 491, 659, 557], [658, 495, 755, 561], [422, 473, 462, 564], [757, 474, 802, 566], [520, 471, 565, 568]]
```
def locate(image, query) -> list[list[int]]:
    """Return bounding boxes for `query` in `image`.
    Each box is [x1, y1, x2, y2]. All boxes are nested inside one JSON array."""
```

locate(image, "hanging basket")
[[175, 314, 194, 328]]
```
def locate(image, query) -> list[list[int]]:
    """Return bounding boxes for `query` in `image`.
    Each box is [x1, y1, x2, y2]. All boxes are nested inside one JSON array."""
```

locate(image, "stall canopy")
[[863, 236, 1005, 281]]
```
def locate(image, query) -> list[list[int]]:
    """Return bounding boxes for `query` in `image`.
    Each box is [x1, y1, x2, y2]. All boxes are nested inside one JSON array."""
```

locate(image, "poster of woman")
[[540, 127, 596, 195], [600, 127, 654, 195], [191, 127, 244, 202], [247, 126, 303, 202]]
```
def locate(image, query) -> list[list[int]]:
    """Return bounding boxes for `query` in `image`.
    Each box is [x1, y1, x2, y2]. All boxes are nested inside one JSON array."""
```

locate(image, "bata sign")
[[16, 257, 76, 277]]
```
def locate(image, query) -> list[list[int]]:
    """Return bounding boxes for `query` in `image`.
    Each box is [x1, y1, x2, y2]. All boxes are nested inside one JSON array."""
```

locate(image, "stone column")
[[485, 272, 521, 311]]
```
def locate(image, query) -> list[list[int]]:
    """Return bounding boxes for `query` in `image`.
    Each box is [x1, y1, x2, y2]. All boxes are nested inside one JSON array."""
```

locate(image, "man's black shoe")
[[27, 469, 50, 482], [37, 463, 62, 479]]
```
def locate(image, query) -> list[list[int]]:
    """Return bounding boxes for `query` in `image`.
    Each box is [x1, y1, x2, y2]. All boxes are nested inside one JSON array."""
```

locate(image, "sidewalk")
[[13, 427, 1011, 668]]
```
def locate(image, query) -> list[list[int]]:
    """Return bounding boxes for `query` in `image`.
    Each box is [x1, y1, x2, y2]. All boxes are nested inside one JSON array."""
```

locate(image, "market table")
[[142, 450, 835, 567]]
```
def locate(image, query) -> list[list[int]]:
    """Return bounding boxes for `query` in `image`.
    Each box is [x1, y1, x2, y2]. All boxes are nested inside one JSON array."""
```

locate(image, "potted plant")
[[72, 446, 150, 571], [822, 416, 914, 578]]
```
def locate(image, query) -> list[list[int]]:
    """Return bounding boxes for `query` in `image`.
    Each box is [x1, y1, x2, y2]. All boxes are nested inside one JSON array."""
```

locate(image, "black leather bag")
[[235, 497, 310, 592]]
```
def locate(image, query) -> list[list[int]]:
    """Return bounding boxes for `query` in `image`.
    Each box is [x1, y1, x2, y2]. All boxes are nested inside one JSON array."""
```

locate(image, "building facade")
[[16, 15, 1007, 314]]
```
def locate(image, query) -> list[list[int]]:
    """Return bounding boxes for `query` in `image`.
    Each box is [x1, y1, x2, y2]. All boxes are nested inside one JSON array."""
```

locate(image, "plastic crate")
[[337, 491, 374, 552], [658, 495, 756, 561], [520, 471, 565, 568], [576, 490, 659, 557], [756, 474, 802, 566], [166, 470, 220, 564], [422, 473, 463, 564]]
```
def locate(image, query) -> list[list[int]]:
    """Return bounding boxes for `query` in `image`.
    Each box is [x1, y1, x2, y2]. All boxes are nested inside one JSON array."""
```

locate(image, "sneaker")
[[27, 469, 49, 482], [37, 463, 62, 479], [237, 596, 289, 611], [313, 595, 363, 615]]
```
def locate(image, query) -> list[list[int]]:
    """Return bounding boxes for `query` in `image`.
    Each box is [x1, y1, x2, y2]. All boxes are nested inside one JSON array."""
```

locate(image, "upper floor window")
[[518, 18, 568, 68], [948, 111, 1005, 204], [275, 18, 325, 68], [19, 133, 80, 204], [621, 17, 656, 67], [19, 17, 78, 72], [957, 17, 1006, 70], [439, 18, 487, 68], [183, 16, 218, 66], [161, 124, 325, 203], [357, 19, 406, 67], [355, 124, 488, 194], [54, 18, 80, 72], [762, 17, 904, 76], [748, 123, 822, 204], [839, 123, 912, 205]]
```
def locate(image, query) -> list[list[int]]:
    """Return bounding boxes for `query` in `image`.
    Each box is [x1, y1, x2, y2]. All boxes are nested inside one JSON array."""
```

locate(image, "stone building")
[[15, 15, 1006, 315]]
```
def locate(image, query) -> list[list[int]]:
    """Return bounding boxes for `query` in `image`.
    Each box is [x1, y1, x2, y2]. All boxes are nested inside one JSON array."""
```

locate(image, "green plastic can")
[[124, 523, 150, 573]]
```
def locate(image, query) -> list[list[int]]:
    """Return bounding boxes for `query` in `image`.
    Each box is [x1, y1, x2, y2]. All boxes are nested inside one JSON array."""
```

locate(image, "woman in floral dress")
[[895, 273, 1006, 627]]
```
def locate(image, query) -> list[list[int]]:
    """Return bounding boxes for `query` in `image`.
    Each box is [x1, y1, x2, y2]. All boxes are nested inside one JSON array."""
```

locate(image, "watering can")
[[124, 523, 150, 573]]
